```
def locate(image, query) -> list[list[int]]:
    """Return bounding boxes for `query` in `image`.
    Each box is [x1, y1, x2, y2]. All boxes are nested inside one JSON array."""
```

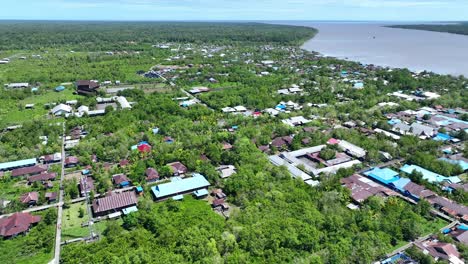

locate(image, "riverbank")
[[276, 21, 468, 77]]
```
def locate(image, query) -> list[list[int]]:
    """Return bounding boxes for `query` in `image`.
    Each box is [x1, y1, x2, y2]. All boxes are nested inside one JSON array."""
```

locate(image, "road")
[[52, 122, 66, 264], [384, 220, 459, 258]]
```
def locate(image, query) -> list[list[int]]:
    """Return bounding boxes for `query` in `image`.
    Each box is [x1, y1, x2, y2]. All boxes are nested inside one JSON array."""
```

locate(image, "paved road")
[[52, 122, 66, 264]]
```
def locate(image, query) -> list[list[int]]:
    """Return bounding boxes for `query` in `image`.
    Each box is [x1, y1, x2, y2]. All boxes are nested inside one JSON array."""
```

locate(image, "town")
[[0, 22, 467, 264]]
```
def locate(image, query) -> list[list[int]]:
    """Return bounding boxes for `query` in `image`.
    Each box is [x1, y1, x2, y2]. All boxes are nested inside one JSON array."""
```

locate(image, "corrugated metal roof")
[[151, 174, 210, 199], [92, 192, 137, 214], [0, 158, 37, 171]]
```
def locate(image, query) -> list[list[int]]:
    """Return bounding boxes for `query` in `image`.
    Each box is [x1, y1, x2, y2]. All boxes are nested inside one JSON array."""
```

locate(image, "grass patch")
[[61, 201, 122, 240]]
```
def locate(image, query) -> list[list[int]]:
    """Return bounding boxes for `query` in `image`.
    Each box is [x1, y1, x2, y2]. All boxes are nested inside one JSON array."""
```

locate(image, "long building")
[[92, 191, 138, 217], [151, 173, 210, 200]]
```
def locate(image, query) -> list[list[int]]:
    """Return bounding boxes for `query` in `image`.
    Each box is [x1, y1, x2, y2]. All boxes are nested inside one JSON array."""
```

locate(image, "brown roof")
[[11, 165, 47, 177], [27, 172, 57, 183], [76, 80, 99, 89], [0, 212, 41, 237], [167, 162, 187, 174], [271, 136, 292, 148], [112, 174, 130, 185], [222, 142, 233, 150], [79, 176, 95, 195], [212, 198, 226, 207], [19, 192, 39, 204], [45, 192, 58, 201], [119, 159, 129, 167], [341, 174, 397, 203], [65, 156, 79, 165], [145, 168, 159, 181], [92, 191, 138, 214]]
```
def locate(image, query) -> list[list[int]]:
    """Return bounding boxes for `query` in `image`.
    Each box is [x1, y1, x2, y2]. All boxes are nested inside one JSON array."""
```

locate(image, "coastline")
[[277, 21, 468, 77]]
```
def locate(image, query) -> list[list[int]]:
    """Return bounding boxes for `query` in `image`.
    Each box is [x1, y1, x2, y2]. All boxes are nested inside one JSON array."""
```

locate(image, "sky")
[[1, 0, 467, 21]]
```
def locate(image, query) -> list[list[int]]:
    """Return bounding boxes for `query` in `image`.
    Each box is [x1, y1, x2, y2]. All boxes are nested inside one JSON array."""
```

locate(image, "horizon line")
[[0, 19, 466, 23]]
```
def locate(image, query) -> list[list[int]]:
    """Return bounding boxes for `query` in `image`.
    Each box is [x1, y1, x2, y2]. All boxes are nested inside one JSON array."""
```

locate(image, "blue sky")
[[2, 0, 467, 21]]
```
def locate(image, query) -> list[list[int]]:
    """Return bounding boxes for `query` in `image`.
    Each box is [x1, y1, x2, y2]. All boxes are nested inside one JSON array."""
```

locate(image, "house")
[[211, 189, 227, 199], [115, 96, 132, 109], [364, 168, 400, 185], [400, 164, 461, 184], [222, 142, 233, 150], [92, 191, 138, 217], [45, 192, 58, 203], [450, 228, 468, 245], [76, 80, 100, 96], [27, 172, 57, 184], [167, 161, 188, 176], [282, 116, 311, 127], [40, 153, 61, 164], [145, 168, 160, 182], [11, 165, 47, 177], [64, 156, 79, 167], [217, 165, 236, 179], [0, 212, 41, 238], [212, 198, 229, 211], [79, 176, 95, 197], [19, 192, 39, 206], [151, 173, 210, 200], [336, 140, 367, 158], [112, 174, 131, 188], [416, 239, 463, 264], [0, 158, 37, 172], [271, 136, 293, 149], [50, 104, 72, 116], [341, 174, 397, 204]]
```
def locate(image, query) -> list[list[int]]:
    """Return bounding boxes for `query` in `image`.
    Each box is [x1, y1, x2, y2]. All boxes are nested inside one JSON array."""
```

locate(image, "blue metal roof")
[[391, 178, 411, 192], [0, 158, 37, 171], [364, 167, 400, 185], [400, 164, 461, 184], [151, 174, 210, 199]]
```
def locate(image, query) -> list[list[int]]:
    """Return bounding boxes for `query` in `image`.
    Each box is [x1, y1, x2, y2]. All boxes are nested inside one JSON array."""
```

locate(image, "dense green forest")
[[389, 22, 468, 36], [0, 21, 316, 50]]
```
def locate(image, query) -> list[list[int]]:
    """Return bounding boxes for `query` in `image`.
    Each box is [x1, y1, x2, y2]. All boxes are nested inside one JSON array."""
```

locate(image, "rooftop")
[[151, 174, 210, 199]]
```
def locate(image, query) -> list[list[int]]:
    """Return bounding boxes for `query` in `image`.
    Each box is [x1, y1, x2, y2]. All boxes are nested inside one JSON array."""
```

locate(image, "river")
[[277, 21, 468, 77]]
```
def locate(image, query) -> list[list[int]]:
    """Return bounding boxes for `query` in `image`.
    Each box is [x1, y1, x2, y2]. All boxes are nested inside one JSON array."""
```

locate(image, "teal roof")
[[151, 174, 210, 199], [364, 167, 400, 184], [193, 188, 209, 197], [400, 164, 461, 184], [0, 158, 37, 171], [122, 206, 138, 215]]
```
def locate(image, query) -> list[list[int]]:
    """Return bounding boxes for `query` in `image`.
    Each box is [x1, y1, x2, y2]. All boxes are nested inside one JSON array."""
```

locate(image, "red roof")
[[11, 165, 47, 177], [92, 192, 138, 214], [19, 192, 39, 204], [327, 138, 340, 145], [0, 212, 41, 237], [137, 144, 151, 153]]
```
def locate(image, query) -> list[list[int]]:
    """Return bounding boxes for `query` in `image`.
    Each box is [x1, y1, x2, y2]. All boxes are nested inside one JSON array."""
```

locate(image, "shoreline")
[[282, 21, 468, 77]]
